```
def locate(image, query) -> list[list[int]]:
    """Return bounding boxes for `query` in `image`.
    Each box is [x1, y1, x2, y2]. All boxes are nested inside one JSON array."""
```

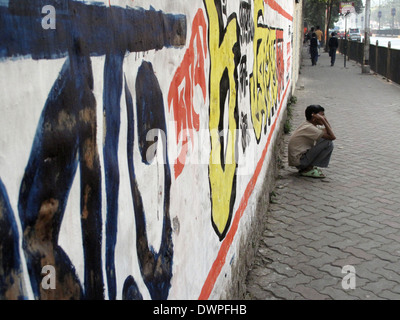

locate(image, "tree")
[[304, 0, 363, 51]]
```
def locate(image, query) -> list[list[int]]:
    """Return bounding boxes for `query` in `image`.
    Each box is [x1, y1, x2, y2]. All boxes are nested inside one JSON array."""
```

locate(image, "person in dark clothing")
[[309, 33, 318, 66], [328, 32, 339, 66], [306, 27, 315, 48]]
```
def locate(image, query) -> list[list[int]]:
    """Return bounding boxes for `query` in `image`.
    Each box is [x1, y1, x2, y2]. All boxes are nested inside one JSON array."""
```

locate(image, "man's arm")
[[313, 114, 336, 140]]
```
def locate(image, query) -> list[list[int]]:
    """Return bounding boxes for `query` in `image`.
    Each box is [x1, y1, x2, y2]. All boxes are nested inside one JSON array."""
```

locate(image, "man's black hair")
[[305, 105, 324, 121]]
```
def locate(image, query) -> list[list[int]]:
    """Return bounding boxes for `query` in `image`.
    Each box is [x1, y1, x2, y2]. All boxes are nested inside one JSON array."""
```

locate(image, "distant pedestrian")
[[315, 26, 323, 54], [303, 27, 308, 45], [309, 33, 318, 66], [306, 27, 314, 49], [288, 105, 336, 178], [328, 32, 339, 66]]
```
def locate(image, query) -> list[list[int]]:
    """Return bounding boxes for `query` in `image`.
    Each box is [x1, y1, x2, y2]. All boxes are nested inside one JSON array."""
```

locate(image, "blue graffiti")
[[124, 61, 173, 300], [0, 178, 26, 299], [0, 0, 186, 300]]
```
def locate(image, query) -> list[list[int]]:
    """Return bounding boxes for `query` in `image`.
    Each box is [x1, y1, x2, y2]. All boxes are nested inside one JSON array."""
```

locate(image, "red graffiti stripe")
[[198, 79, 291, 300], [168, 9, 207, 179], [264, 0, 293, 21]]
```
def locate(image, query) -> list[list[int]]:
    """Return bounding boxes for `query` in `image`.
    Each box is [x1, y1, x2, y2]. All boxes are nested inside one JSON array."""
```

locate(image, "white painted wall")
[[0, 0, 301, 300]]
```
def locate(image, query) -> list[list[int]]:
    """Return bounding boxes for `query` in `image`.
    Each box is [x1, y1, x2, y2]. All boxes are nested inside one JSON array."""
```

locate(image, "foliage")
[[304, 0, 364, 30], [284, 96, 297, 134]]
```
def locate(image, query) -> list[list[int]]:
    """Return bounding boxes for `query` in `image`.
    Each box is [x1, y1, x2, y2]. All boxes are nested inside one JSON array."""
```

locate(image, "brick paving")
[[245, 47, 400, 300]]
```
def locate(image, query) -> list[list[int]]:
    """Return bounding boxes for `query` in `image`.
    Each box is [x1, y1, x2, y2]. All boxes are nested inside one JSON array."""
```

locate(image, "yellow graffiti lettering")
[[250, 0, 278, 142], [204, 0, 239, 239]]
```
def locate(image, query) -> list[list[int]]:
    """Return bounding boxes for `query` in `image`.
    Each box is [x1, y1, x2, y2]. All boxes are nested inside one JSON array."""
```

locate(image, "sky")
[[363, 0, 382, 6], [364, 0, 391, 6], [367, 0, 400, 6]]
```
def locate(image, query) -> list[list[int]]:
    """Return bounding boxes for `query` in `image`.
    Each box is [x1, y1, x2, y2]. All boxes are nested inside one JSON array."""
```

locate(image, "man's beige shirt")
[[288, 121, 324, 167], [315, 29, 323, 41]]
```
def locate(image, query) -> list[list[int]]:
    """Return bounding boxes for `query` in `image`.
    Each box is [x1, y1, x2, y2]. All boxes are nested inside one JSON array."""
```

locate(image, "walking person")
[[328, 32, 339, 66], [309, 33, 318, 66], [303, 27, 309, 46], [307, 27, 315, 57], [288, 105, 336, 178], [315, 26, 323, 55]]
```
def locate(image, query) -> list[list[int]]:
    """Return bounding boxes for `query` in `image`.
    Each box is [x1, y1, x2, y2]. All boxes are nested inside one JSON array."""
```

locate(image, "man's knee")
[[327, 140, 334, 152], [318, 138, 334, 151], [325, 139, 333, 148]]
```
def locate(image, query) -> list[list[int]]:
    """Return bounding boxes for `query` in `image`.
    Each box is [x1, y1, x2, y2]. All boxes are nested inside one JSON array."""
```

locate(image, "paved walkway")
[[245, 47, 400, 300]]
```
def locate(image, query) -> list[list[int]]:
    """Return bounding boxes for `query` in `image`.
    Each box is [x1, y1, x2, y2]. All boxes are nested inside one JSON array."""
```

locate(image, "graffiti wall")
[[0, 0, 300, 300]]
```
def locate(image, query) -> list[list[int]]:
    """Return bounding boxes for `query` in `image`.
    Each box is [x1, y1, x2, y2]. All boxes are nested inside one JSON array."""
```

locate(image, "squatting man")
[[288, 105, 336, 178]]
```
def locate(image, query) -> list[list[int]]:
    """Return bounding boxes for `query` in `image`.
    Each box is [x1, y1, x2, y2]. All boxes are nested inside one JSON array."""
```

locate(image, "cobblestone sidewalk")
[[245, 48, 400, 300]]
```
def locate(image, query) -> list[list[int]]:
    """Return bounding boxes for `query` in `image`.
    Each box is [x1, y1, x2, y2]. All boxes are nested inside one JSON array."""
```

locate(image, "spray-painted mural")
[[0, 0, 297, 299]]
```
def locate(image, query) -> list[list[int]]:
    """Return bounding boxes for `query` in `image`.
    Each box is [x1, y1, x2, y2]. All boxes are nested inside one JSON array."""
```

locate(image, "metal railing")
[[338, 39, 400, 85]]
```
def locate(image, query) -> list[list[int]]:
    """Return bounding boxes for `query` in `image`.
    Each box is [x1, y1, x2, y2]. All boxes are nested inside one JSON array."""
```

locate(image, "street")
[[362, 36, 400, 49]]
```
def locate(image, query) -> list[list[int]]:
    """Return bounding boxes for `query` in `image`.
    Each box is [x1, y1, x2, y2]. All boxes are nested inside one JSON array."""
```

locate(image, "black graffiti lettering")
[[239, 1, 254, 45], [239, 112, 250, 153], [239, 55, 248, 97]]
